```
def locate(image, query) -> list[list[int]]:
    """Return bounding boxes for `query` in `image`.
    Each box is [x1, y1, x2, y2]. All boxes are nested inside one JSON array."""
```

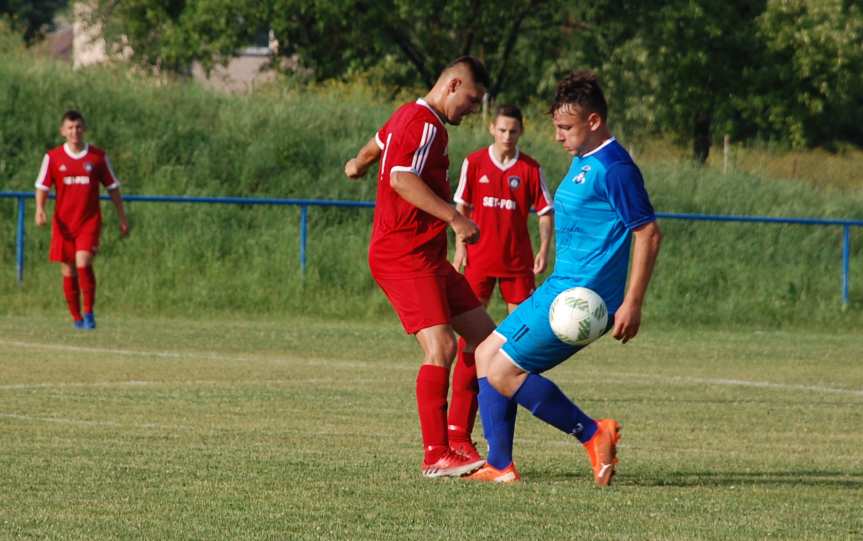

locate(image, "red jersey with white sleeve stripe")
[[453, 146, 552, 276], [35, 143, 120, 236], [369, 99, 451, 277]]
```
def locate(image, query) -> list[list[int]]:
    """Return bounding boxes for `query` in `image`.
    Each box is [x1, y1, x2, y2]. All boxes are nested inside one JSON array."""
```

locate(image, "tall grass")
[[1, 50, 862, 327]]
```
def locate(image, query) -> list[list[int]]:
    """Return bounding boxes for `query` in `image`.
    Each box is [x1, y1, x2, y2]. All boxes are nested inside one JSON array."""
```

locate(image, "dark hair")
[[549, 70, 607, 121], [494, 104, 523, 127], [61, 110, 85, 124], [447, 55, 490, 89]]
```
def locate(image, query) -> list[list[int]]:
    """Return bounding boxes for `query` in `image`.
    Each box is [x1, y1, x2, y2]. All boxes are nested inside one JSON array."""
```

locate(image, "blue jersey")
[[495, 137, 655, 373], [552, 138, 655, 313]]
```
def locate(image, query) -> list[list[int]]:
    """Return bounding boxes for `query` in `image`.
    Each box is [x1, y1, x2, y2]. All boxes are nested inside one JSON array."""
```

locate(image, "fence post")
[[299, 205, 308, 274], [16, 196, 26, 285], [842, 225, 851, 306]]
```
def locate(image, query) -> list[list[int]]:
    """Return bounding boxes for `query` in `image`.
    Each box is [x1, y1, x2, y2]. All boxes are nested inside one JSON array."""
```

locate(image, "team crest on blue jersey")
[[508, 176, 521, 189], [84, 162, 93, 172], [573, 165, 591, 184]]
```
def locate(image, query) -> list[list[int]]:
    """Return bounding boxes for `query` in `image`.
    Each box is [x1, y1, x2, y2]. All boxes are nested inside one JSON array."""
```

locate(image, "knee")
[[425, 334, 457, 367], [486, 362, 518, 398]]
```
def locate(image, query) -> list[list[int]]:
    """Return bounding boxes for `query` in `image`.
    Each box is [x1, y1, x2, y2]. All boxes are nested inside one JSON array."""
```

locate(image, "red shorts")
[[464, 266, 535, 305], [373, 264, 481, 334], [50, 219, 100, 264]]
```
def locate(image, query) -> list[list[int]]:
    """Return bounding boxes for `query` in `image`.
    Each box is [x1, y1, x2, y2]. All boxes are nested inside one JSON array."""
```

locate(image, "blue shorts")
[[497, 276, 613, 373]]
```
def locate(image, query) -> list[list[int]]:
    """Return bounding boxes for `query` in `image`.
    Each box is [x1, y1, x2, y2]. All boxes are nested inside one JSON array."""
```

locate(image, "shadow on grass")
[[530, 468, 863, 488]]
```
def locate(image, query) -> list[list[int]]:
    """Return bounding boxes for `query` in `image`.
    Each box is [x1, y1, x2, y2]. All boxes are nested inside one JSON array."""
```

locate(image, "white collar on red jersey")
[[63, 143, 89, 160], [581, 137, 616, 158], [487, 145, 520, 171], [416, 98, 446, 125]]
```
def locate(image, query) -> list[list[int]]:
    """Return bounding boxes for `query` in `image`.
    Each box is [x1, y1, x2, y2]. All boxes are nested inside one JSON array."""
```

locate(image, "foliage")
[[0, 0, 67, 43], [83, 1, 863, 158]]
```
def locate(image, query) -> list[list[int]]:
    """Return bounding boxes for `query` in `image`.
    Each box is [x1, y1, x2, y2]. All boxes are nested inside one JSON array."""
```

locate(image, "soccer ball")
[[548, 287, 608, 346]]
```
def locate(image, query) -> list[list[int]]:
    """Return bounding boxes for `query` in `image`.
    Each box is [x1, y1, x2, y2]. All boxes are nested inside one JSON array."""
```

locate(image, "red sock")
[[62, 275, 82, 321], [77, 266, 96, 314], [448, 337, 478, 444], [416, 364, 450, 462]]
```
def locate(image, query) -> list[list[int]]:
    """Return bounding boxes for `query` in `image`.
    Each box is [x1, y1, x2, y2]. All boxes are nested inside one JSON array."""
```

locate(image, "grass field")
[[1, 315, 861, 540]]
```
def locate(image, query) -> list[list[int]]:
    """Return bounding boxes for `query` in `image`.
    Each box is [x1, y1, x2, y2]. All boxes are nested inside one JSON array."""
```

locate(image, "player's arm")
[[345, 137, 381, 179], [452, 202, 472, 270], [34, 154, 51, 227], [391, 171, 479, 244], [534, 212, 553, 275], [34, 189, 49, 227], [107, 186, 130, 237], [613, 220, 662, 343]]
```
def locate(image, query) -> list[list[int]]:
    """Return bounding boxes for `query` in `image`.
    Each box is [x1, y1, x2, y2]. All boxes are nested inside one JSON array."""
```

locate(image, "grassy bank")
[[1, 51, 862, 327]]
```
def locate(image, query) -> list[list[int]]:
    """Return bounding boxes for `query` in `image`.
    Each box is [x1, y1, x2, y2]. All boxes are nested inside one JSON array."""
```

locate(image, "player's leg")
[[372, 272, 482, 477], [475, 280, 620, 485], [52, 229, 83, 327], [447, 268, 494, 458], [75, 250, 97, 329], [59, 262, 83, 327], [464, 332, 522, 481]]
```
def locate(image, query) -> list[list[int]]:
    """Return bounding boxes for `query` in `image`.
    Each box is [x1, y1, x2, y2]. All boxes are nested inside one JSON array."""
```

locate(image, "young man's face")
[[444, 78, 486, 125], [489, 115, 523, 150], [60, 119, 86, 147], [552, 105, 597, 156]]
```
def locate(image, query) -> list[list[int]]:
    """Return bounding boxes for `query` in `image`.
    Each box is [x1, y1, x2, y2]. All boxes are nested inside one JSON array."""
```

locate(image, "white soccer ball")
[[548, 287, 609, 346]]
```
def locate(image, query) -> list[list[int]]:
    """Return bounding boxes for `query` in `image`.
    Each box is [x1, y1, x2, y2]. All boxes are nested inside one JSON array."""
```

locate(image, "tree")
[[0, 0, 68, 43], [748, 0, 863, 148]]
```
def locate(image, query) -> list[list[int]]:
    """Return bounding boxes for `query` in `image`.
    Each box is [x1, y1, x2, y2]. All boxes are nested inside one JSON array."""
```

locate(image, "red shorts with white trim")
[[373, 264, 482, 334], [50, 218, 100, 264], [464, 266, 535, 305]]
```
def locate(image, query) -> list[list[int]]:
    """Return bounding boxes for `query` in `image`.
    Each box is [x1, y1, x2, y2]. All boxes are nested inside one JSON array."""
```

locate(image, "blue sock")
[[477, 378, 518, 470], [513, 373, 597, 443]]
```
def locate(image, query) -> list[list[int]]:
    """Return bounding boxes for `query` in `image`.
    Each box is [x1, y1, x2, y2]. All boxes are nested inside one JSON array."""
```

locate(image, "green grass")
[[2, 49, 863, 326], [1, 316, 861, 540]]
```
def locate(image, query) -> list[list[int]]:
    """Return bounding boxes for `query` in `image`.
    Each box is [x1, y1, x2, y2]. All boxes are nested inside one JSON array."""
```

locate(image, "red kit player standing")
[[34, 110, 129, 329], [449, 105, 553, 449], [344, 57, 496, 478]]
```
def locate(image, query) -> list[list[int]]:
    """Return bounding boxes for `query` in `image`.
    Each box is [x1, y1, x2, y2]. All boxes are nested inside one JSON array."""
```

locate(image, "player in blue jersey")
[[465, 70, 662, 485]]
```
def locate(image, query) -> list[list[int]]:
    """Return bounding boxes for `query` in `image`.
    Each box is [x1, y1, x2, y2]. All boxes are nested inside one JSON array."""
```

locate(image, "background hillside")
[[1, 51, 862, 328]]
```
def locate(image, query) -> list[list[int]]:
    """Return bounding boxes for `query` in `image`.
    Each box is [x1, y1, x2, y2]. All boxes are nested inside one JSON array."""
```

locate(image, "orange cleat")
[[421, 450, 484, 478], [464, 462, 521, 483], [583, 418, 621, 487], [450, 440, 484, 464]]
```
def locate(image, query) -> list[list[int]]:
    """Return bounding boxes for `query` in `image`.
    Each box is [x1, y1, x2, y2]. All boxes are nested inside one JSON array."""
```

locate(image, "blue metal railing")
[[3, 191, 861, 305]]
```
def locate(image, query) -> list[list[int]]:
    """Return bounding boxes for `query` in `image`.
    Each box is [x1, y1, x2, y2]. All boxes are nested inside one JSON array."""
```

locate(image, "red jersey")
[[35, 144, 119, 235], [369, 99, 451, 277], [453, 146, 552, 276]]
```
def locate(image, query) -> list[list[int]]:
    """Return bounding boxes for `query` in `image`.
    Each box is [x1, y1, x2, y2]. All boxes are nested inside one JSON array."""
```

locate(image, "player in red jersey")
[[448, 104, 553, 450], [34, 110, 129, 330], [344, 57, 496, 478]]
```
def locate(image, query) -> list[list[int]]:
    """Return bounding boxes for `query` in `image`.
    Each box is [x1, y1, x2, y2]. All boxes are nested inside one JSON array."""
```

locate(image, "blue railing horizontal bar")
[[1, 191, 375, 209], [654, 211, 863, 227], [3, 192, 861, 226]]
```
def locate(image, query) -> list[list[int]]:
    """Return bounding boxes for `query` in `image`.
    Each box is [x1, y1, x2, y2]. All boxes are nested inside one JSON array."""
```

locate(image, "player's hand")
[[612, 301, 642, 344], [452, 248, 466, 271], [450, 213, 479, 244], [533, 251, 548, 275], [119, 218, 130, 238], [35, 207, 47, 227], [344, 159, 366, 179]]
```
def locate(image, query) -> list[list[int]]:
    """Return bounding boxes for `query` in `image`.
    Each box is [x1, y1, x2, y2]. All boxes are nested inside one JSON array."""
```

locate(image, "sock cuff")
[[417, 364, 449, 385]]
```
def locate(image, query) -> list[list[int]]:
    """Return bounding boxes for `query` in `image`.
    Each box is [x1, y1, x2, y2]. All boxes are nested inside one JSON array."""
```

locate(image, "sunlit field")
[[1, 315, 860, 540]]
